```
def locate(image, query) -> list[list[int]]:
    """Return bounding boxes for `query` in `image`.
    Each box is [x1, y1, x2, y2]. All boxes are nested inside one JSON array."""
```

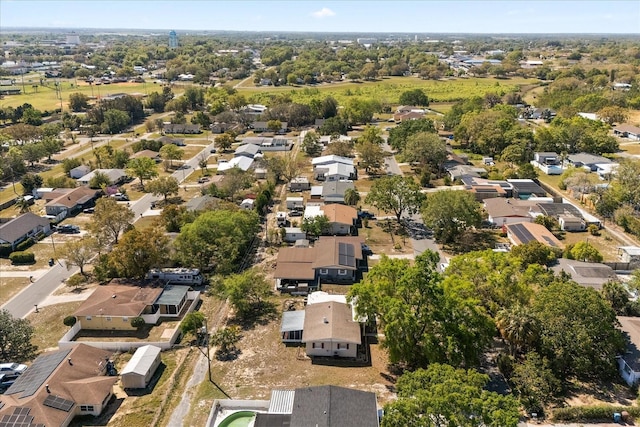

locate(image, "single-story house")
[[506, 179, 547, 200], [619, 246, 640, 268], [311, 155, 354, 168], [283, 227, 307, 243], [319, 204, 358, 236], [483, 198, 535, 226], [468, 184, 507, 201], [217, 156, 254, 173], [286, 197, 304, 211], [69, 164, 91, 179], [551, 258, 616, 290], [77, 169, 126, 186], [252, 121, 288, 133], [74, 284, 163, 330], [505, 222, 563, 248], [617, 316, 640, 386], [0, 212, 51, 249], [0, 344, 117, 426], [206, 385, 380, 427], [393, 111, 425, 122], [32, 187, 56, 199], [131, 150, 161, 162], [566, 152, 612, 172], [163, 123, 201, 134], [314, 163, 357, 182], [274, 236, 366, 292], [185, 194, 223, 212], [289, 177, 311, 192], [534, 202, 586, 231], [234, 144, 261, 158], [157, 135, 184, 146], [596, 163, 619, 180], [532, 152, 563, 175], [120, 345, 162, 389], [447, 164, 487, 180], [613, 124, 640, 141], [302, 301, 361, 358], [320, 181, 355, 204], [44, 187, 101, 218]]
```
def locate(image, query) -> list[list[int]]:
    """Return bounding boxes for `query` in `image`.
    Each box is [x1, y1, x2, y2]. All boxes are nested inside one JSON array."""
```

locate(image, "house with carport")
[[44, 187, 101, 219]]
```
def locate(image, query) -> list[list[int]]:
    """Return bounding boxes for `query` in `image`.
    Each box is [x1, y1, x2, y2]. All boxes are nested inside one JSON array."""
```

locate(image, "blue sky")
[[1, 1, 639, 34]]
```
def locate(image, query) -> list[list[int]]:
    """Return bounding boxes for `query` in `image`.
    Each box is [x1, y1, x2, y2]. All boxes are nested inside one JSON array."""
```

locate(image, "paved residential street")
[[1, 134, 218, 319]]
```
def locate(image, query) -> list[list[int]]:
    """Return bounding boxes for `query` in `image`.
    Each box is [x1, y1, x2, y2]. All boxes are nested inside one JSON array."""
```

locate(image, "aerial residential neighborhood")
[[1, 1, 640, 426]]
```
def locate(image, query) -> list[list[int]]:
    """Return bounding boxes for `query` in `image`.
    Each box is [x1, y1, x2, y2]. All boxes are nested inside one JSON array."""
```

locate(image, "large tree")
[[147, 176, 180, 202], [59, 237, 97, 276], [126, 157, 158, 191], [348, 252, 494, 369], [387, 118, 436, 151], [383, 364, 520, 427], [89, 197, 135, 245], [357, 140, 385, 175], [532, 280, 625, 380], [219, 270, 273, 319], [365, 175, 425, 221], [398, 88, 429, 107], [301, 130, 322, 157], [174, 209, 260, 273], [403, 131, 448, 175], [0, 309, 37, 362], [108, 227, 170, 278], [421, 190, 482, 244], [159, 143, 184, 170]]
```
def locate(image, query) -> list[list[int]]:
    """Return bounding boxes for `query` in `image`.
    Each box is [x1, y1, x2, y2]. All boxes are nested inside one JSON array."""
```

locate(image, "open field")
[[0, 276, 31, 303], [237, 76, 539, 106]]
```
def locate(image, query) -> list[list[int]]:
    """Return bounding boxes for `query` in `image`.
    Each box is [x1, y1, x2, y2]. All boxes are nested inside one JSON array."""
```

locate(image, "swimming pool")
[[217, 411, 256, 427]]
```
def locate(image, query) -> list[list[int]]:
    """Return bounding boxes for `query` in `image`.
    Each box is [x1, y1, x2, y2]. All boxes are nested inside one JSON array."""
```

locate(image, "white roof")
[[77, 168, 126, 183], [286, 196, 304, 202], [218, 156, 254, 172], [311, 155, 354, 167], [304, 205, 323, 219], [241, 198, 254, 206], [620, 246, 640, 256], [323, 163, 355, 177], [121, 345, 161, 376], [284, 227, 304, 234]]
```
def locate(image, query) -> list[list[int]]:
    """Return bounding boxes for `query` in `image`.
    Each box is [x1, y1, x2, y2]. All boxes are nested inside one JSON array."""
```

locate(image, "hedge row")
[[0, 244, 12, 257], [553, 405, 640, 422], [16, 238, 34, 252], [9, 251, 35, 264]]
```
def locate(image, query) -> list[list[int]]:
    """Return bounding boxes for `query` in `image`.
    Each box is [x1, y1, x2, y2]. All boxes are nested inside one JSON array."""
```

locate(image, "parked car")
[[57, 224, 80, 234], [361, 244, 373, 255], [110, 193, 129, 201], [358, 210, 375, 220], [0, 363, 27, 377], [82, 207, 95, 214], [210, 148, 217, 154], [198, 177, 210, 184]]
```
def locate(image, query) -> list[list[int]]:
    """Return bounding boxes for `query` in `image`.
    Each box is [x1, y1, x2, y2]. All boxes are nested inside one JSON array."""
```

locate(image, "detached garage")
[[121, 345, 162, 389]]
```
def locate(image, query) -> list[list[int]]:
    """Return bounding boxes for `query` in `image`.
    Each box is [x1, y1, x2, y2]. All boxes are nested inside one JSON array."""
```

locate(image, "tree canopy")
[[421, 190, 482, 244], [365, 175, 425, 221], [0, 309, 37, 362]]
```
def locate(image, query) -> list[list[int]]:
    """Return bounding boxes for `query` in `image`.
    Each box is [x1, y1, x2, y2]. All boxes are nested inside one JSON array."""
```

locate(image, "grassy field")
[[27, 301, 84, 352], [238, 76, 539, 106], [0, 80, 164, 112]]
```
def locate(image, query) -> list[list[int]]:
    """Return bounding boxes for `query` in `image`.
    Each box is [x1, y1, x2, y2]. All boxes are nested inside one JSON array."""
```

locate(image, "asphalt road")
[[2, 137, 218, 319], [1, 261, 79, 318]]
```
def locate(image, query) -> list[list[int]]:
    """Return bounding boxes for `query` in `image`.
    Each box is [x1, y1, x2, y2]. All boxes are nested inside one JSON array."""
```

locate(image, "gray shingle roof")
[[289, 385, 378, 427]]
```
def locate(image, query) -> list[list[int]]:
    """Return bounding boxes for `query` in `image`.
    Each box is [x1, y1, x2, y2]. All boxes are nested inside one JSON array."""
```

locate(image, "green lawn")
[[237, 76, 540, 106]]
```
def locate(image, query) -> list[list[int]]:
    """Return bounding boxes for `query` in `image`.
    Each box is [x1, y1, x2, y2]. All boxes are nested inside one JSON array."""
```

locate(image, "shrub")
[[130, 317, 145, 328], [63, 316, 77, 327], [0, 244, 13, 257], [16, 238, 34, 252], [66, 274, 85, 289], [9, 251, 35, 264], [553, 405, 640, 422], [588, 224, 601, 236]]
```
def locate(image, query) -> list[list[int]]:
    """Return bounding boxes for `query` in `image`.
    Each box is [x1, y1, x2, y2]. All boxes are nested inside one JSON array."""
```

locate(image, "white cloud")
[[311, 7, 336, 18]]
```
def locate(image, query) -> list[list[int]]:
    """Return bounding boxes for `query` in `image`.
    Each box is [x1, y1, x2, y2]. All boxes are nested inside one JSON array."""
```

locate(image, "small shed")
[[286, 197, 304, 210], [240, 199, 255, 210], [120, 345, 162, 389], [283, 227, 307, 243]]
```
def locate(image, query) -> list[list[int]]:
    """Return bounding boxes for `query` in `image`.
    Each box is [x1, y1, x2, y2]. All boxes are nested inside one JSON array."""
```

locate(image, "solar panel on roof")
[[542, 236, 558, 247], [5, 349, 71, 398], [509, 223, 535, 244], [43, 395, 75, 412], [0, 408, 34, 427]]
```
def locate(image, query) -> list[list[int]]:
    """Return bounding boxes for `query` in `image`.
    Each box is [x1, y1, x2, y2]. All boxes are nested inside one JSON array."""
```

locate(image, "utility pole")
[[197, 318, 231, 399]]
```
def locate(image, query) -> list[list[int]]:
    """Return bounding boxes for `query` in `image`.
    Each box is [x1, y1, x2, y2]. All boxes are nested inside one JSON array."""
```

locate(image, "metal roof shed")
[[121, 345, 162, 389]]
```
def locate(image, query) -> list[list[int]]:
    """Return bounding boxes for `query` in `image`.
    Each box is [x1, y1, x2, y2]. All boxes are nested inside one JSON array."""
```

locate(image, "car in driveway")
[[57, 224, 80, 234], [110, 193, 129, 201], [358, 210, 375, 220], [82, 207, 95, 214], [361, 244, 373, 255], [0, 363, 27, 377]]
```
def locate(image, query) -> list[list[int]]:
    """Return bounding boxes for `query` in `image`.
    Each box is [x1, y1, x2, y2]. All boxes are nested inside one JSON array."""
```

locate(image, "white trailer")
[[146, 268, 204, 285]]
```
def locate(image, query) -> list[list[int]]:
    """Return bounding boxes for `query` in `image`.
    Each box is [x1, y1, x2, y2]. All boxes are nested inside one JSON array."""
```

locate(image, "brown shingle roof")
[[313, 236, 363, 270], [322, 204, 357, 225], [0, 344, 116, 427], [483, 198, 535, 219], [131, 149, 159, 159], [506, 222, 564, 248], [274, 247, 316, 280], [74, 284, 163, 317], [302, 302, 361, 344], [45, 187, 99, 209]]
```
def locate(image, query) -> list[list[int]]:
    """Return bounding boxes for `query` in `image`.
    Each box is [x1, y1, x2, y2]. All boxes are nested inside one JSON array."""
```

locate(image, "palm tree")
[[15, 197, 31, 213], [495, 304, 539, 356], [344, 188, 361, 206]]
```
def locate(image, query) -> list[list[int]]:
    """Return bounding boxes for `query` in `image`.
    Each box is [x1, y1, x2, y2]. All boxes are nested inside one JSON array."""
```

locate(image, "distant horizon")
[[2, 1, 639, 35]]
